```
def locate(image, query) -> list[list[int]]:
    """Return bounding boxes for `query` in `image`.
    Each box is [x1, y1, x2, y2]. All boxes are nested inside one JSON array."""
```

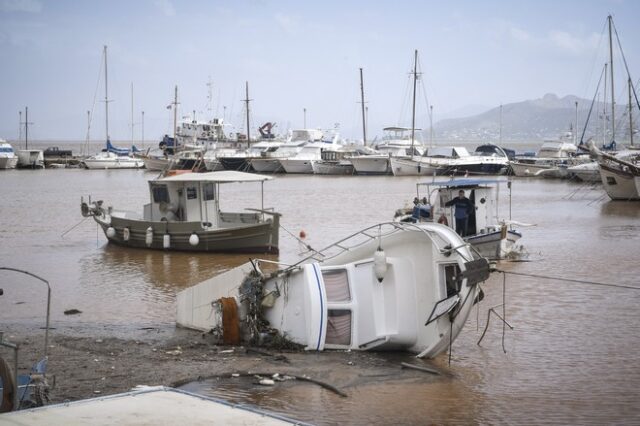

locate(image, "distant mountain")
[[433, 93, 631, 142]]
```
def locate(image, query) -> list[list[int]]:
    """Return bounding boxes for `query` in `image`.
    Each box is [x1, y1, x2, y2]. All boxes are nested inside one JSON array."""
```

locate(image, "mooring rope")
[[496, 270, 640, 291]]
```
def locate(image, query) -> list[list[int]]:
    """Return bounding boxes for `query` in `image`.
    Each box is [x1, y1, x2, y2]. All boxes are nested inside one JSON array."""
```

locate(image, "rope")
[[496, 270, 640, 291], [60, 216, 89, 238], [279, 224, 316, 253]]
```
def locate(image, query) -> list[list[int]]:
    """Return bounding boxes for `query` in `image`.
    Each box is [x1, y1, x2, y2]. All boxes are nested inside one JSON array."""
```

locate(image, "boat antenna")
[[172, 85, 179, 145], [410, 49, 418, 154], [608, 15, 615, 144], [359, 67, 367, 146], [244, 81, 252, 148], [130, 82, 135, 147]]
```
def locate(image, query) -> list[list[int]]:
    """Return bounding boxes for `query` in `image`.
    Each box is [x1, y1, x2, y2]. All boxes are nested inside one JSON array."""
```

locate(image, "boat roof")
[[2, 386, 301, 425], [158, 170, 273, 183], [418, 178, 508, 188]]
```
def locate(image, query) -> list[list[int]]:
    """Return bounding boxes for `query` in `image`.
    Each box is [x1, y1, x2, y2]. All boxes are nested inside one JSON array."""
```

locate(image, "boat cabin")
[[143, 171, 272, 229]]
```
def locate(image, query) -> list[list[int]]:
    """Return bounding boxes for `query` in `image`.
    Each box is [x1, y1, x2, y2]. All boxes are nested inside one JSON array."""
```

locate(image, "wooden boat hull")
[[93, 214, 279, 253]]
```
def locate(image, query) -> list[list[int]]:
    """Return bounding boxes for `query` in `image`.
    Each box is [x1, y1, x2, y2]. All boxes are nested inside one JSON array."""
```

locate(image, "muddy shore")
[[1, 323, 443, 406]]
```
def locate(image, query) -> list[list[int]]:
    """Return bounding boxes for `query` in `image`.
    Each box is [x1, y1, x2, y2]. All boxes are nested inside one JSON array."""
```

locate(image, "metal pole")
[[410, 49, 418, 152], [18, 111, 22, 143], [141, 111, 145, 147], [499, 104, 503, 145], [629, 77, 634, 146], [104, 45, 109, 142], [245, 81, 251, 148], [25, 107, 29, 150], [131, 82, 134, 147], [608, 15, 615, 143], [575, 101, 578, 145], [359, 68, 367, 146], [429, 105, 434, 147], [173, 85, 178, 142], [303, 108, 307, 128]]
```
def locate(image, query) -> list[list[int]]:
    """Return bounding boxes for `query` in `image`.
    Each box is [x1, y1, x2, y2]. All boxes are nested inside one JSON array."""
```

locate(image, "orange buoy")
[[299, 230, 306, 239]]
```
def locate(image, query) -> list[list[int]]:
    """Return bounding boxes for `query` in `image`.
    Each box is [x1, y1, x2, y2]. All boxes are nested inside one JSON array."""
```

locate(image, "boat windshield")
[[152, 185, 170, 203]]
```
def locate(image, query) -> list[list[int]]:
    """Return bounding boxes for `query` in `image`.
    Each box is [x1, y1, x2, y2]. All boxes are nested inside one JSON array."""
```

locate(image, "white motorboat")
[[567, 161, 600, 183], [0, 139, 19, 169], [279, 133, 341, 174], [16, 149, 45, 169], [177, 221, 490, 358], [349, 127, 424, 175], [394, 178, 524, 259], [250, 129, 322, 173], [217, 140, 283, 171], [81, 171, 281, 253]]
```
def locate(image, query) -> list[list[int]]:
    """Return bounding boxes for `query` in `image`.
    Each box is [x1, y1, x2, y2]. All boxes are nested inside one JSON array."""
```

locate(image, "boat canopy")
[[158, 170, 273, 183], [418, 178, 508, 188]]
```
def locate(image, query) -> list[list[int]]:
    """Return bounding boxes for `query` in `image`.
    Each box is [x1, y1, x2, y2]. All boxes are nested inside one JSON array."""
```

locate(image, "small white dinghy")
[[177, 222, 490, 358]]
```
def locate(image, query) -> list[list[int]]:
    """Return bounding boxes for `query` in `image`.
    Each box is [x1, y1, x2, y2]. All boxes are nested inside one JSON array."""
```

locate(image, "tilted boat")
[[81, 171, 281, 253], [177, 222, 490, 358], [394, 178, 524, 259]]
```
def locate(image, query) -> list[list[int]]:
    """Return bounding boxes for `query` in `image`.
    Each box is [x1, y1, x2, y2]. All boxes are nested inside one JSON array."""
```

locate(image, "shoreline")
[[1, 323, 441, 407]]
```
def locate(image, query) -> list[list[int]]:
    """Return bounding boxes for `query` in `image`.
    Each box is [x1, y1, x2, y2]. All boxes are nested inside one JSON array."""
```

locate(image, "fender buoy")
[[0, 356, 15, 413], [438, 214, 449, 226]]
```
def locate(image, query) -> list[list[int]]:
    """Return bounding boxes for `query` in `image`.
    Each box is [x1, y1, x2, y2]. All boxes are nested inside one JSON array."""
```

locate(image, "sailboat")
[[588, 16, 640, 199], [82, 46, 144, 170]]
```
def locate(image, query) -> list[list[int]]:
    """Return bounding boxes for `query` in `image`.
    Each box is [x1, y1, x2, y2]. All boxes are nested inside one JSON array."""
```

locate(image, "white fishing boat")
[[81, 171, 281, 253], [177, 221, 490, 358], [0, 139, 19, 169], [394, 178, 524, 259], [509, 130, 583, 177]]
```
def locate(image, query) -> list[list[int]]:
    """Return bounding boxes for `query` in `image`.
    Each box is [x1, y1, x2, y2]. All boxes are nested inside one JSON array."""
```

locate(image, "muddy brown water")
[[1, 152, 639, 424]]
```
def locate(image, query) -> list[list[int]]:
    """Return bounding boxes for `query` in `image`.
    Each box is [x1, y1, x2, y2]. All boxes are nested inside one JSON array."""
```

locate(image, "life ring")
[[0, 355, 16, 413], [438, 214, 449, 226]]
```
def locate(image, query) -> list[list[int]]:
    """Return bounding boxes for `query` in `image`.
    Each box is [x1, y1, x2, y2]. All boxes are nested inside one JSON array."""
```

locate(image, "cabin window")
[[186, 187, 198, 200], [323, 269, 351, 302], [606, 176, 617, 185], [444, 264, 462, 298], [203, 183, 215, 201], [152, 185, 169, 203], [325, 309, 352, 345]]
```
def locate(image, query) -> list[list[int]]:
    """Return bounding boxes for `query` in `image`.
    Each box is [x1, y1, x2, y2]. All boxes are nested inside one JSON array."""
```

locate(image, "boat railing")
[[275, 221, 478, 275]]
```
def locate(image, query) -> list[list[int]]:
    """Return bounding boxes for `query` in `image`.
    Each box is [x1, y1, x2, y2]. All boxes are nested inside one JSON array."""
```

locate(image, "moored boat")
[[394, 178, 525, 259], [81, 170, 281, 253], [0, 139, 19, 169]]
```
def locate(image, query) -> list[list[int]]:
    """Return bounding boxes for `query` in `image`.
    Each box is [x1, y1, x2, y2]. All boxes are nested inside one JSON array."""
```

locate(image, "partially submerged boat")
[[177, 221, 490, 358], [394, 178, 524, 260], [81, 171, 280, 253]]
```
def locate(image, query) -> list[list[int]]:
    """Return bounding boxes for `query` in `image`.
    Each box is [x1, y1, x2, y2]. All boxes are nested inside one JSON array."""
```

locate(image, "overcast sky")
[[1, 0, 639, 142]]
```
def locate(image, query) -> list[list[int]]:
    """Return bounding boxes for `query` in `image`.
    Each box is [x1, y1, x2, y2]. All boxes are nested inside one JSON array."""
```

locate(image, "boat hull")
[[219, 157, 252, 172], [250, 158, 283, 173], [94, 214, 279, 253], [509, 161, 551, 177], [312, 161, 354, 175], [390, 157, 440, 176], [599, 163, 640, 200], [16, 150, 45, 169], [279, 159, 314, 174], [466, 229, 522, 260], [0, 156, 18, 169], [83, 158, 145, 169], [349, 156, 390, 175]]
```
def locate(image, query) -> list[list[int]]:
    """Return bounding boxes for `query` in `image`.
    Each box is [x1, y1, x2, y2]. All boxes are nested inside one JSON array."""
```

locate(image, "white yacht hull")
[[312, 161, 354, 175], [279, 158, 315, 174], [83, 157, 145, 169], [350, 155, 390, 175], [568, 162, 601, 183], [250, 158, 283, 173], [599, 163, 639, 200], [390, 157, 440, 176], [0, 156, 18, 169], [141, 156, 170, 171]]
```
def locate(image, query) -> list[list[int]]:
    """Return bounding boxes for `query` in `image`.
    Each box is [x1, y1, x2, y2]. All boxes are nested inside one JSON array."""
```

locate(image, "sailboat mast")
[[608, 15, 615, 143], [173, 85, 178, 142], [603, 63, 608, 146], [104, 45, 110, 142], [25, 106, 29, 149], [630, 77, 635, 146], [131, 82, 134, 146], [18, 111, 22, 143], [410, 49, 418, 151], [359, 68, 367, 146], [245, 81, 251, 148]]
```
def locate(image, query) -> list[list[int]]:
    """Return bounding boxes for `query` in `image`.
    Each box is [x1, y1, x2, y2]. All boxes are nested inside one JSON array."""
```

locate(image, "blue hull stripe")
[[312, 264, 324, 350]]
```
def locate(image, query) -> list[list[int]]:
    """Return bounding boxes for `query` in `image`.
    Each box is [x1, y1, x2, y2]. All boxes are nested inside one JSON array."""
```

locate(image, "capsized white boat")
[[177, 222, 490, 358], [81, 171, 280, 253], [394, 178, 525, 260]]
